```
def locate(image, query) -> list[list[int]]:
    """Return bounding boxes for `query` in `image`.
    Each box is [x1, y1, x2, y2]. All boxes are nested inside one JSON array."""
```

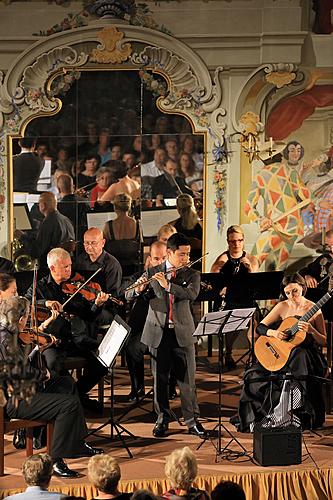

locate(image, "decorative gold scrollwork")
[[90, 27, 132, 64]]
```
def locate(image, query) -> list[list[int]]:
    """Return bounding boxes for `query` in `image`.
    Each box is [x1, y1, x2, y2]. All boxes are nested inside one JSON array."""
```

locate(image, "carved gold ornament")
[[265, 71, 296, 89], [90, 27, 132, 64], [239, 111, 261, 136]]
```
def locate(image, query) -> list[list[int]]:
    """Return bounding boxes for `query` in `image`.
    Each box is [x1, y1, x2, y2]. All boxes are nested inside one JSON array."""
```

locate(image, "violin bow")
[[61, 267, 102, 308], [30, 262, 44, 371]]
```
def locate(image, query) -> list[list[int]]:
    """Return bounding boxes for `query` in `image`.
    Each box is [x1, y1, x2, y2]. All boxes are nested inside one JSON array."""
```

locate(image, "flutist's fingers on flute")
[[152, 272, 169, 289], [134, 276, 149, 294]]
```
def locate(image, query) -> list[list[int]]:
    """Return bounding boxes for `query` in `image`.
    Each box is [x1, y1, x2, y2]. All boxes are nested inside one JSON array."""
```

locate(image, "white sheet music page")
[[193, 308, 256, 337], [97, 320, 128, 367]]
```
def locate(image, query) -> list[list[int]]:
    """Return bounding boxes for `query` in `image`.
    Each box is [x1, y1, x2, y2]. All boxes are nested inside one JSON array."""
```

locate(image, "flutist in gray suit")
[[126, 233, 207, 438]]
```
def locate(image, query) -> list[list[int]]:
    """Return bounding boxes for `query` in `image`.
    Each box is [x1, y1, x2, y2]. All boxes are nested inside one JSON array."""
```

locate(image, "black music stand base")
[[88, 366, 136, 459]]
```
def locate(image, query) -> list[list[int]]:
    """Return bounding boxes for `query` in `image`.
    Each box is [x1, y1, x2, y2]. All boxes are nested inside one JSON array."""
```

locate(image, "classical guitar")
[[254, 289, 333, 371]]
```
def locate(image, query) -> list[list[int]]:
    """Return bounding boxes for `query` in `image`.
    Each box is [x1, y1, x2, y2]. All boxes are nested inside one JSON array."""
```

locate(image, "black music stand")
[[193, 308, 255, 461], [88, 315, 136, 458]]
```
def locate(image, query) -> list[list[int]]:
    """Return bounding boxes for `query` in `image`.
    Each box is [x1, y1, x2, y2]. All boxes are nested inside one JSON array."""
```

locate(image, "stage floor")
[[1, 355, 333, 500]]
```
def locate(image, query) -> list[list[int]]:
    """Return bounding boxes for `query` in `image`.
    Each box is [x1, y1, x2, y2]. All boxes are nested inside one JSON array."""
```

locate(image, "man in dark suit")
[[127, 233, 206, 438], [152, 159, 193, 200], [13, 137, 44, 193]]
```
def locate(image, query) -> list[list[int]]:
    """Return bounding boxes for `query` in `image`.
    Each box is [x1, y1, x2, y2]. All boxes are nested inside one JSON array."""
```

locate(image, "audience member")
[[90, 167, 113, 208], [179, 153, 201, 186], [152, 159, 192, 200], [131, 492, 158, 500], [93, 128, 112, 166], [88, 455, 132, 500], [77, 154, 101, 189], [141, 148, 167, 178], [211, 481, 245, 500], [181, 137, 203, 172], [4, 453, 66, 500], [165, 139, 179, 163], [79, 121, 99, 157], [162, 447, 210, 500], [111, 144, 122, 161]]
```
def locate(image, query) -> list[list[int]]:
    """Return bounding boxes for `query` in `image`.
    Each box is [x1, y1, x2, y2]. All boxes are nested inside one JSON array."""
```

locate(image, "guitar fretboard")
[[290, 291, 332, 335]]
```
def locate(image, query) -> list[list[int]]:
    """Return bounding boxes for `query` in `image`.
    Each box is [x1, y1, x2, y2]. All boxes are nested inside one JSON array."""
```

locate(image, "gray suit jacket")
[[5, 486, 66, 500], [128, 263, 200, 349]]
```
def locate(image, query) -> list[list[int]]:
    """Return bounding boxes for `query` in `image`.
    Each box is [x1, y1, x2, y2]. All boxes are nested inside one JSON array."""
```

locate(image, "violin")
[[19, 328, 58, 350], [61, 272, 123, 306]]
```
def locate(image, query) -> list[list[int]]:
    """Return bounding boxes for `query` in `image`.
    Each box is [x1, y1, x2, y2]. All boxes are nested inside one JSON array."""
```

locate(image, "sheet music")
[[96, 319, 129, 368], [87, 211, 116, 230], [141, 208, 178, 236], [193, 308, 256, 337]]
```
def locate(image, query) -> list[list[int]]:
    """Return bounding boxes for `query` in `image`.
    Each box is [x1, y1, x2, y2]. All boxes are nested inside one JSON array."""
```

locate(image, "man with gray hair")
[[5, 454, 65, 499], [25, 247, 109, 413]]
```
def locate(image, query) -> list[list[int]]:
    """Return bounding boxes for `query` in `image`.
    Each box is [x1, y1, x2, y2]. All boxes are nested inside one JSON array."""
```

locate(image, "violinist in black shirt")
[[25, 247, 109, 412], [300, 229, 333, 291]]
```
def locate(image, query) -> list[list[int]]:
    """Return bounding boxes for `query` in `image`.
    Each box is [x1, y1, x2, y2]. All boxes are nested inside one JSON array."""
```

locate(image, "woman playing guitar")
[[236, 273, 328, 432]]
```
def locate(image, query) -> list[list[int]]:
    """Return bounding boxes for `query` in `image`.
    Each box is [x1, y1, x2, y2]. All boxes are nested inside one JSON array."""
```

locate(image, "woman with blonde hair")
[[88, 455, 131, 500], [162, 446, 210, 500], [170, 194, 202, 265]]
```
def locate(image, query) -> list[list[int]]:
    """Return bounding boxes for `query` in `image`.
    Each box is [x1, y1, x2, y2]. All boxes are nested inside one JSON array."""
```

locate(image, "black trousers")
[[6, 376, 88, 459], [125, 333, 148, 393], [42, 345, 107, 397]]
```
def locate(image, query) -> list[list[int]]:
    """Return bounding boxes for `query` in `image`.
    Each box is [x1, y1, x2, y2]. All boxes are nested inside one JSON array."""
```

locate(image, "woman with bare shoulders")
[[100, 161, 140, 202], [210, 225, 259, 369], [236, 273, 327, 432]]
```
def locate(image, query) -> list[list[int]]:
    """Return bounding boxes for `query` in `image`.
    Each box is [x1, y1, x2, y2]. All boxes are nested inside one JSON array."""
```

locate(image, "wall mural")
[[238, 69, 333, 271]]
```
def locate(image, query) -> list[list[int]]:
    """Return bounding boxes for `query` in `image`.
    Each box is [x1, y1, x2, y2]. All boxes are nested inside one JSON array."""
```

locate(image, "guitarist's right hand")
[[267, 328, 289, 340]]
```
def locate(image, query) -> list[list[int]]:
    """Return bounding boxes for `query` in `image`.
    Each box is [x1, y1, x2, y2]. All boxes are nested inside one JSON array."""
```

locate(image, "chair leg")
[[26, 428, 33, 456], [46, 423, 53, 455]]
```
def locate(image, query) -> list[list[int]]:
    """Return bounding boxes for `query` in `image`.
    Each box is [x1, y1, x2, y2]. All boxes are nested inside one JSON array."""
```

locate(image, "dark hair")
[[283, 141, 304, 161], [130, 490, 158, 500], [85, 153, 101, 165], [0, 273, 16, 292], [281, 272, 307, 298], [167, 232, 190, 251], [19, 137, 37, 149], [211, 480, 246, 500]]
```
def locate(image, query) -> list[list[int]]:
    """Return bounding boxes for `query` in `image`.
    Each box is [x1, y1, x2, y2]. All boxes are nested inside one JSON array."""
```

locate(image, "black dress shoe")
[[225, 355, 237, 370], [80, 442, 104, 457], [188, 422, 207, 438], [53, 459, 80, 478], [152, 422, 168, 437], [127, 387, 145, 403]]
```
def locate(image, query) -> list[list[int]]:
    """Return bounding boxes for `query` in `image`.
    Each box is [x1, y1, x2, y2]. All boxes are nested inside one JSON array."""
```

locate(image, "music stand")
[[88, 315, 136, 458], [193, 308, 255, 461]]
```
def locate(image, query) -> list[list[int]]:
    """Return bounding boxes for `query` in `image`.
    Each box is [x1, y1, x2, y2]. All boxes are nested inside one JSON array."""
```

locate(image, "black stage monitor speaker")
[[253, 424, 302, 466]]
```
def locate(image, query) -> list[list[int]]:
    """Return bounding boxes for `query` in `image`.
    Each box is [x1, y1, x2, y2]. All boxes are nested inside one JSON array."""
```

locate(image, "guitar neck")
[[300, 291, 332, 323]]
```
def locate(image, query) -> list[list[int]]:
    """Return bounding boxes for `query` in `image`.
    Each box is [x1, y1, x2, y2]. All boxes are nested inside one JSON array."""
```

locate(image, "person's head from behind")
[[0, 295, 30, 334], [211, 480, 246, 500], [22, 453, 53, 488], [226, 225, 244, 254], [131, 490, 159, 500], [19, 137, 37, 150], [164, 446, 197, 491], [176, 194, 199, 230], [38, 192, 57, 216], [87, 455, 121, 495], [113, 192, 132, 214], [0, 274, 17, 302], [57, 174, 74, 196], [157, 223, 177, 244], [47, 248, 72, 284]]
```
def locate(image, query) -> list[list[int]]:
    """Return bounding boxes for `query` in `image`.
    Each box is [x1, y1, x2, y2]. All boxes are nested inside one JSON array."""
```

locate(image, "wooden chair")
[[0, 405, 53, 476]]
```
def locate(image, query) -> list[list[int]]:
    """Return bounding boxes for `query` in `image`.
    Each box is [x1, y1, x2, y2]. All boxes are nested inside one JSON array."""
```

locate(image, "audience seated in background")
[[152, 159, 193, 200], [77, 154, 101, 189], [88, 455, 132, 500], [162, 447, 210, 500], [211, 481, 246, 500], [4, 453, 66, 500], [90, 167, 114, 208], [93, 128, 112, 166]]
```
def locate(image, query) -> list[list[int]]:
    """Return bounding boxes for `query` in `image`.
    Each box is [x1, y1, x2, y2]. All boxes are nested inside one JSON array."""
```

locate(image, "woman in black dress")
[[237, 273, 327, 431]]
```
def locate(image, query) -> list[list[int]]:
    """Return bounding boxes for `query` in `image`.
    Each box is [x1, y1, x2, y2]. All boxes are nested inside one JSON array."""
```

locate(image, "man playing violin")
[[75, 227, 122, 329], [25, 247, 109, 413], [126, 233, 207, 438]]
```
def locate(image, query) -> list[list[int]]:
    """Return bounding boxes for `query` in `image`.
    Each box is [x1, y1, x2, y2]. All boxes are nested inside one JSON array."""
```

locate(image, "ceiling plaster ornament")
[[89, 26, 132, 64], [264, 63, 298, 89], [239, 111, 263, 136]]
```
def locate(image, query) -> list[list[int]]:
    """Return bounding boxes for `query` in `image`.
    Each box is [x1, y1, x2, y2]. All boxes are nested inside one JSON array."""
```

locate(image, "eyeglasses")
[[228, 239, 244, 244], [83, 240, 102, 247]]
